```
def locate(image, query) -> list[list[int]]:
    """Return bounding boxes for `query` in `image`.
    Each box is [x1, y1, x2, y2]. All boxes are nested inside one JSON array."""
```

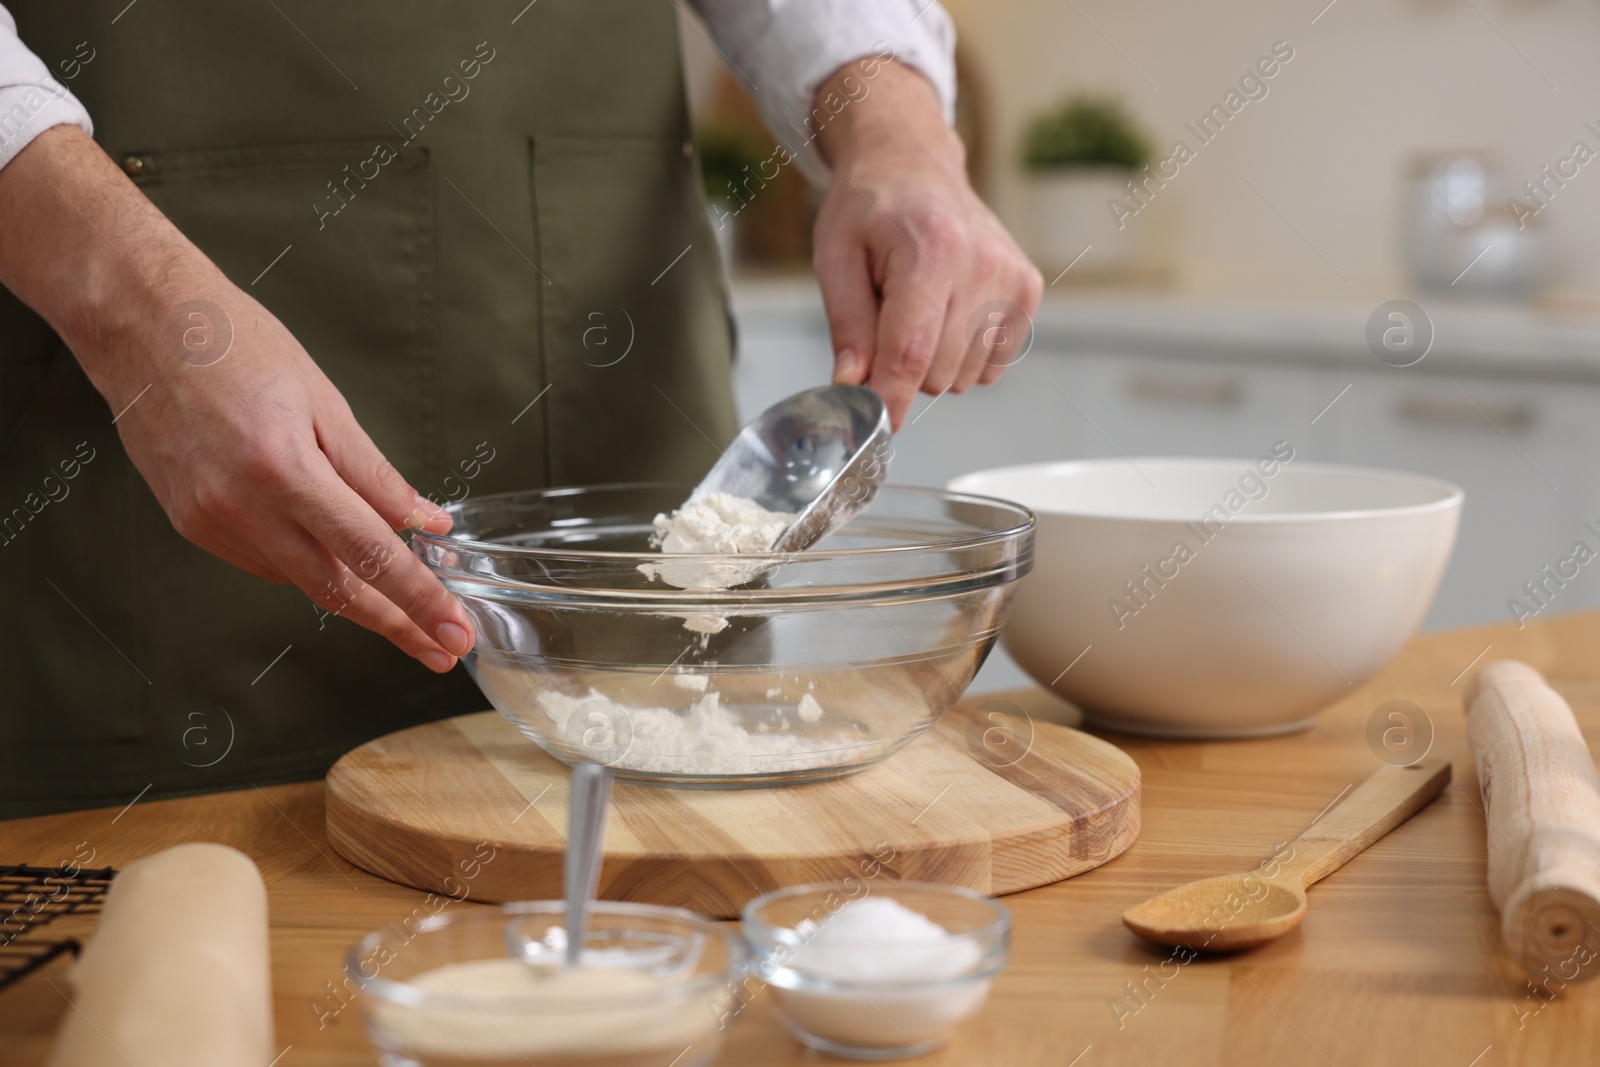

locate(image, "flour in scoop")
[[637, 493, 794, 632]]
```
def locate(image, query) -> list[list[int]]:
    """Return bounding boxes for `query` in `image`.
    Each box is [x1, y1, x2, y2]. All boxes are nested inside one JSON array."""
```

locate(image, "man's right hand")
[[0, 126, 476, 672]]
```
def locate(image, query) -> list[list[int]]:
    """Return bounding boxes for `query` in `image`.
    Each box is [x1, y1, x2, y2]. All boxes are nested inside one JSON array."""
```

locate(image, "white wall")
[[945, 0, 1600, 297]]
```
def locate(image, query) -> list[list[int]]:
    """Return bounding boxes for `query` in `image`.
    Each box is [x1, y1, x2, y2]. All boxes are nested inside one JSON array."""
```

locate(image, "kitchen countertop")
[[5, 611, 1600, 1066], [731, 275, 1600, 383]]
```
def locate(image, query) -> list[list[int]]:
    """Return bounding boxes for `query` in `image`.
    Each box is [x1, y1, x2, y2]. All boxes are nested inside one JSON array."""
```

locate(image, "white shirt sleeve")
[[0, 6, 93, 170], [687, 0, 956, 187]]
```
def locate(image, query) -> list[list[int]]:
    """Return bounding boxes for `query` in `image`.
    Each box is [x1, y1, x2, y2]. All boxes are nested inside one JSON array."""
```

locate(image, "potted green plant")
[[695, 119, 771, 274], [1021, 96, 1151, 273]]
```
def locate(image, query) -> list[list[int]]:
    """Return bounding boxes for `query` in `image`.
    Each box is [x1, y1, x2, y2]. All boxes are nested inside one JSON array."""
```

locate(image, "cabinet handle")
[[1396, 396, 1536, 433], [1124, 370, 1243, 407]]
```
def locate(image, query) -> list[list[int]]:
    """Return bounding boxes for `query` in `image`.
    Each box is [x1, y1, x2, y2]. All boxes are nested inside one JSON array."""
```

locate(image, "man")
[[0, 1, 1039, 816]]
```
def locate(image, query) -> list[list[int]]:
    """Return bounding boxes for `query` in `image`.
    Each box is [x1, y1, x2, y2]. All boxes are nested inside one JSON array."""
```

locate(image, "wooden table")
[[5, 612, 1600, 1066]]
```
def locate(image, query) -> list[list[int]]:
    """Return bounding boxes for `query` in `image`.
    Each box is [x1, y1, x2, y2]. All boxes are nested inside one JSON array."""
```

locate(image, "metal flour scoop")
[[692, 384, 891, 555]]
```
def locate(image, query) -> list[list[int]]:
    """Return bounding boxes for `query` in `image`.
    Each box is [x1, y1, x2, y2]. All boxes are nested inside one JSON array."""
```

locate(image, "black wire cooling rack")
[[0, 864, 117, 991]]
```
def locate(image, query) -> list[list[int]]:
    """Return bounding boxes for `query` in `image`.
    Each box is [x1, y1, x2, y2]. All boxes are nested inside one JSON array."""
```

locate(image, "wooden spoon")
[[1123, 758, 1452, 951]]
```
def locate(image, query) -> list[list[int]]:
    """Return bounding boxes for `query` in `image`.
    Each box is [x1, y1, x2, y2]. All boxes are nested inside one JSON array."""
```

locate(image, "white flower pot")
[[1023, 168, 1140, 275]]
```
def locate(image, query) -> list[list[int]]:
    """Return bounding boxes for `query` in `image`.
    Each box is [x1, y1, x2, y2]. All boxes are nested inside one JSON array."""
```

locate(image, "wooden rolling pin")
[[45, 843, 274, 1067], [1466, 661, 1600, 983]]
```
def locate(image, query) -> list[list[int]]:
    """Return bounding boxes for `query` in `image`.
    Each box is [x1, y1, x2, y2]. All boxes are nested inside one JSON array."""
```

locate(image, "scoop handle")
[[1276, 759, 1452, 888], [564, 762, 612, 968], [1466, 660, 1600, 982]]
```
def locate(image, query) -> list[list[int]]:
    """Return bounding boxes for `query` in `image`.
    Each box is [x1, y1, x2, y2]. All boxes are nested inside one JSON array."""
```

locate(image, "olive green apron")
[[0, 1, 738, 817]]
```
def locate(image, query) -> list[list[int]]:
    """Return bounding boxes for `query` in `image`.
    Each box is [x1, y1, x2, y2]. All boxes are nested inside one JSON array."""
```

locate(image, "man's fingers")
[[263, 524, 458, 671], [869, 250, 951, 430], [979, 260, 1045, 386], [290, 474, 476, 659], [924, 291, 974, 397], [954, 307, 993, 393], [815, 240, 879, 386], [173, 503, 289, 583], [960, 287, 1017, 392], [319, 405, 450, 534], [191, 521, 290, 584]]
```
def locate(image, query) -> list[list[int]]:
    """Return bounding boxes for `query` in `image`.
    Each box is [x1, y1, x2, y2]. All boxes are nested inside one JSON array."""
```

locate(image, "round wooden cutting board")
[[325, 704, 1140, 918]]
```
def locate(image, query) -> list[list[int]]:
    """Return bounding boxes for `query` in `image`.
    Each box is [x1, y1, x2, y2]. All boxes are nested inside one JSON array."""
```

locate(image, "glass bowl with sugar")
[[742, 881, 1011, 1059]]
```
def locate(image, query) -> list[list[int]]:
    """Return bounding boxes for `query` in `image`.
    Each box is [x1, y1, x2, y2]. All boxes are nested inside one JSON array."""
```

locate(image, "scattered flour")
[[637, 492, 794, 633], [538, 686, 847, 775]]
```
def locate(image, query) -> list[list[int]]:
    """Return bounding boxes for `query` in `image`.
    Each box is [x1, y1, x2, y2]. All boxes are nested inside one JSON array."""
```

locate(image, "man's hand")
[[0, 126, 476, 672], [814, 60, 1042, 430]]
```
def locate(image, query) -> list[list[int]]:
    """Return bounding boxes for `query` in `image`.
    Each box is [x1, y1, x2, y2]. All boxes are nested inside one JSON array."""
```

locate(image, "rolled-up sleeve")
[[687, 0, 956, 187], [0, 6, 93, 170]]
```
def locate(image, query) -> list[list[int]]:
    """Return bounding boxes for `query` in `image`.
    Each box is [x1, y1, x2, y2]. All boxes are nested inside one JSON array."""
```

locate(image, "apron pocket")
[[127, 139, 440, 476], [1, 140, 442, 783]]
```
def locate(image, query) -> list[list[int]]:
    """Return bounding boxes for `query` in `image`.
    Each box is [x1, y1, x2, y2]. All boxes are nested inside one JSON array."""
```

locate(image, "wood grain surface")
[[4, 613, 1600, 1066], [1123, 759, 1453, 951], [323, 705, 1142, 918]]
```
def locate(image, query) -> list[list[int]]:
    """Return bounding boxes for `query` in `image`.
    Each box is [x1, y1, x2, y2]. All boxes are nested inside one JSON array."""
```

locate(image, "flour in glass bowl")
[[537, 686, 852, 776], [470, 657, 931, 780]]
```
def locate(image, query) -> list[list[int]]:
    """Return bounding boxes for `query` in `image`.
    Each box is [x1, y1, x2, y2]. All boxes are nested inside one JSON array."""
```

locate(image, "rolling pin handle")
[[1466, 660, 1600, 985]]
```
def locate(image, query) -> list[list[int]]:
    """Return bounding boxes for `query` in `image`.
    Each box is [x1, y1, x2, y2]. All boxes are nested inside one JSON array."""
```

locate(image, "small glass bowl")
[[347, 901, 746, 1067], [742, 882, 1010, 1060]]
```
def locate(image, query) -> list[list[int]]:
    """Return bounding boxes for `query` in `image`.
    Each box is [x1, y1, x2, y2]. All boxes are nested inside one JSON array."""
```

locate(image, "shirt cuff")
[[743, 1, 957, 188], [0, 84, 93, 169], [0, 6, 93, 170]]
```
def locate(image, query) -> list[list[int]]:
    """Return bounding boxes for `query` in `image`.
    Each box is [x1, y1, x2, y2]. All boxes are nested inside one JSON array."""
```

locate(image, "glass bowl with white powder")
[[350, 900, 745, 1067], [412, 483, 1034, 786], [742, 882, 1011, 1059]]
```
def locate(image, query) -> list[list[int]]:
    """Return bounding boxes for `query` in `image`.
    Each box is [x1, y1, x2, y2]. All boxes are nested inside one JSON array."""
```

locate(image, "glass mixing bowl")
[[412, 484, 1034, 787]]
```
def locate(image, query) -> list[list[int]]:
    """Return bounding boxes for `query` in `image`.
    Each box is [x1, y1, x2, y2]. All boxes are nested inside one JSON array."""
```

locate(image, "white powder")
[[538, 686, 849, 775], [472, 656, 931, 781], [637, 493, 794, 632], [645, 492, 794, 575], [371, 958, 723, 1065], [773, 897, 991, 1050], [789, 898, 981, 981], [673, 611, 732, 635]]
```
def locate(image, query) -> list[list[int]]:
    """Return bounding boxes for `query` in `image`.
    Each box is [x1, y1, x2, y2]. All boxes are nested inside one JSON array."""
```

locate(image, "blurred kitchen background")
[[678, 0, 1600, 691]]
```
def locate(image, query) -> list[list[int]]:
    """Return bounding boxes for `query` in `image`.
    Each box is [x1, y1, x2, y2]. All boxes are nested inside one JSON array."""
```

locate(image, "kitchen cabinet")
[[1314, 371, 1598, 630], [729, 281, 1600, 690]]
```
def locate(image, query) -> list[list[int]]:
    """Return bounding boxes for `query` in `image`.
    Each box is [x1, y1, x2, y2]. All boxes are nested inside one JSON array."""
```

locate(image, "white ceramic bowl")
[[949, 457, 1462, 737]]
